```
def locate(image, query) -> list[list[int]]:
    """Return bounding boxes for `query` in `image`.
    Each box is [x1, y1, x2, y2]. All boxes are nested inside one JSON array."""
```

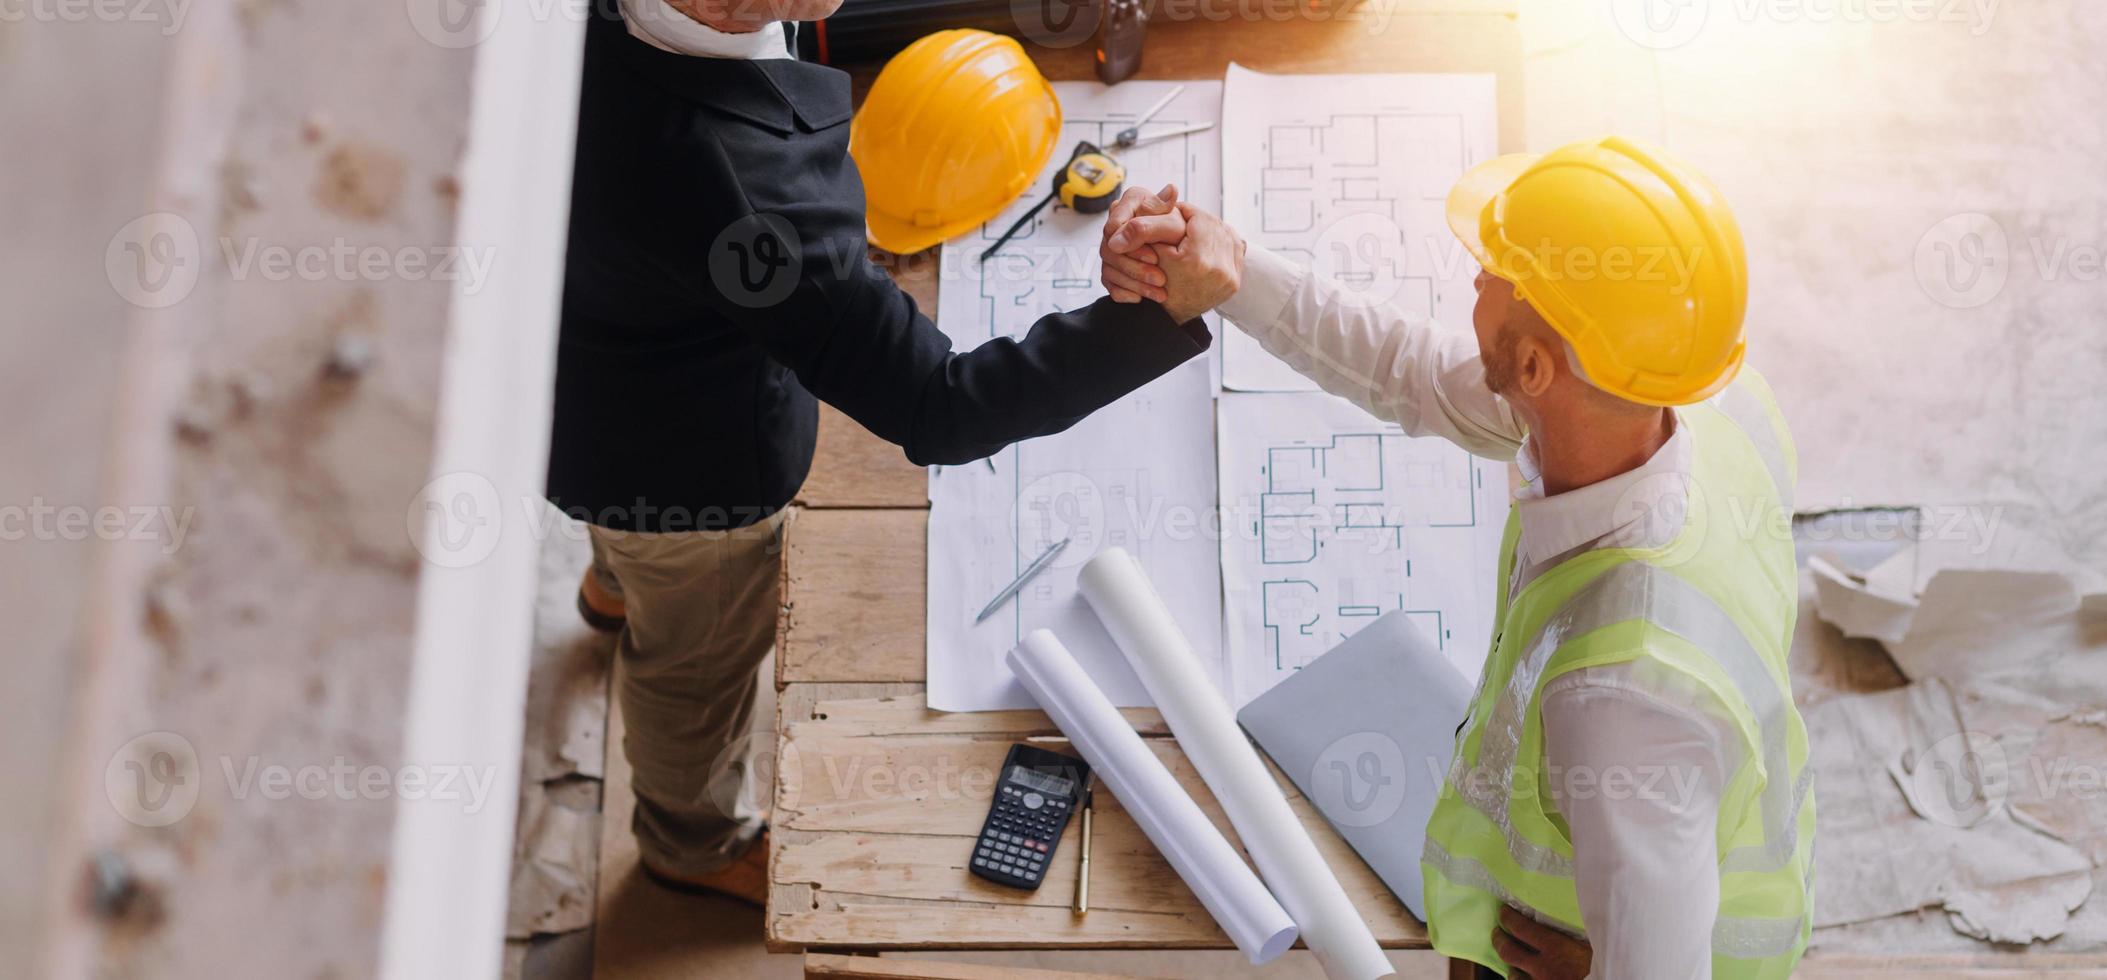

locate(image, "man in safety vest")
[[1100, 137, 1813, 979]]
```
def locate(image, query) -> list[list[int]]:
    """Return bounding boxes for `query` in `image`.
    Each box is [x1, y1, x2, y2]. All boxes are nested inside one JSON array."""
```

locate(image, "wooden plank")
[[799, 404, 929, 510], [804, 952, 1153, 980], [768, 687, 1426, 951], [781, 509, 929, 686]]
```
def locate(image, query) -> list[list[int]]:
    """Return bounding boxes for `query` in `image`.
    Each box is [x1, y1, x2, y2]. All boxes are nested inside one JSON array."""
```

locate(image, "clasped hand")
[[1097, 183, 1245, 324]]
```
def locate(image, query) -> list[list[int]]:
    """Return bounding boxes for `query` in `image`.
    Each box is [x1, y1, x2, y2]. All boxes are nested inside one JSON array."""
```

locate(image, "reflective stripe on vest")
[[1442, 559, 1810, 957], [1713, 382, 1793, 512]]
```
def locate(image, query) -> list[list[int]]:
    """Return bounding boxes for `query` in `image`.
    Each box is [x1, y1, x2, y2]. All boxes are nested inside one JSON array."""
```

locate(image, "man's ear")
[[1514, 335, 1559, 399]]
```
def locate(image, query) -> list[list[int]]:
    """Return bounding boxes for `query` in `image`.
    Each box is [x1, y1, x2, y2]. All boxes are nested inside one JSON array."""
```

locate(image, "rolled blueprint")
[[1008, 629, 1299, 963], [1079, 548, 1395, 980]]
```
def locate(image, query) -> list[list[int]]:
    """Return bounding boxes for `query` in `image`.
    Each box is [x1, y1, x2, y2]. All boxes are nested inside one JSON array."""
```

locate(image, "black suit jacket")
[[547, 9, 1209, 532]]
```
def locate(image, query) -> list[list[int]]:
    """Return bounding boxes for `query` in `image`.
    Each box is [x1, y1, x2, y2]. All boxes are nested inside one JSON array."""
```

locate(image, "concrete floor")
[[507, 2, 2107, 975]]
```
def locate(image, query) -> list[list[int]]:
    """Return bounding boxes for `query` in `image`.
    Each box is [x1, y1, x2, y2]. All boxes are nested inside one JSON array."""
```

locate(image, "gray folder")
[[1235, 610, 1475, 920]]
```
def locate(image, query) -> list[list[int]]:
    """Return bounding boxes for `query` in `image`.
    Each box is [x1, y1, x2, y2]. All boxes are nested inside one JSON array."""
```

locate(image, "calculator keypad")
[[970, 784, 1074, 889]]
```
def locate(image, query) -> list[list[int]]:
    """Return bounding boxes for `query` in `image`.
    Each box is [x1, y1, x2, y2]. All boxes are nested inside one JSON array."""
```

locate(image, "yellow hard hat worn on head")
[[1446, 137, 1749, 407], [851, 30, 1062, 256]]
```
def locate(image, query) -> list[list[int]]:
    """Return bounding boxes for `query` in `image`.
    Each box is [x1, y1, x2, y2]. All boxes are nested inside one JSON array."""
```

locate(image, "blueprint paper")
[[1220, 63, 1499, 392], [1216, 390, 1509, 706], [1079, 550, 1393, 980], [1008, 629, 1298, 964], [926, 81, 1224, 712]]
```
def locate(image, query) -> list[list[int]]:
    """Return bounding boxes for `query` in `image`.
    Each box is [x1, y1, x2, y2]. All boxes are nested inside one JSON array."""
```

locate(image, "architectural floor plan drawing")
[[1217, 390, 1510, 707], [927, 81, 1225, 712], [1220, 64, 1498, 392]]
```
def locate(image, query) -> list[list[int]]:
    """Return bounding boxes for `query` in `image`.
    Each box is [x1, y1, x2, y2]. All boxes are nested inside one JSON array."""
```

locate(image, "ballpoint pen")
[[973, 537, 1070, 624]]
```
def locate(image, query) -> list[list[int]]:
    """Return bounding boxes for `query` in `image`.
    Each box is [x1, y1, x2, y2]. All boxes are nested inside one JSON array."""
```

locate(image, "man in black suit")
[[547, 0, 1229, 903]]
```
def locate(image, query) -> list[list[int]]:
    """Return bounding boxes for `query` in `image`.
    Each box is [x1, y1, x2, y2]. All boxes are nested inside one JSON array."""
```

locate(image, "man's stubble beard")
[[1482, 325, 1521, 398]]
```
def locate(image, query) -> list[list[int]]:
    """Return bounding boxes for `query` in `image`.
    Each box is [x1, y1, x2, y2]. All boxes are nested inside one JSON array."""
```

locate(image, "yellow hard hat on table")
[[851, 30, 1062, 256], [1446, 137, 1749, 407]]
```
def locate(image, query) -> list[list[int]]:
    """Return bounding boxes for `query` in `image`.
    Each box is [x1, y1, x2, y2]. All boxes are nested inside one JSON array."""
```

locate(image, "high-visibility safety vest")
[[1421, 369, 1815, 978]]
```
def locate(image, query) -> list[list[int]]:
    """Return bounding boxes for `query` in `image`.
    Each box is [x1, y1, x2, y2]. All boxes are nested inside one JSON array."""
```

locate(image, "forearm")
[[1217, 244, 1526, 459], [898, 297, 1209, 465]]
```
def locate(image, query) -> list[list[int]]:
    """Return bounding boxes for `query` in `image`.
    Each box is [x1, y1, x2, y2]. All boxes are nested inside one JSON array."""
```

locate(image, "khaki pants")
[[586, 510, 788, 876]]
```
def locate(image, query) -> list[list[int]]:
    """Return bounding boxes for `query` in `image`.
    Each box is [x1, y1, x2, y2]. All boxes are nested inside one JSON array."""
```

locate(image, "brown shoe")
[[639, 830, 769, 907], [576, 568, 625, 633]]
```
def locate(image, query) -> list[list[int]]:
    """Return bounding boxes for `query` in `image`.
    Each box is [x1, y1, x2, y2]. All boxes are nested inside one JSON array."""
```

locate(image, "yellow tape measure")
[[1055, 146, 1125, 214], [978, 141, 1128, 263]]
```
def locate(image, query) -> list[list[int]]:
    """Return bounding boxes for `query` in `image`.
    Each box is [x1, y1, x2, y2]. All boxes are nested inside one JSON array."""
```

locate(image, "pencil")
[[1074, 787, 1093, 914]]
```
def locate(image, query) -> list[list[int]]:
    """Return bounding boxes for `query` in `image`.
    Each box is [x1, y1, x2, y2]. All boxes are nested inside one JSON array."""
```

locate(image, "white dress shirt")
[[618, 0, 792, 59], [1220, 244, 1736, 979]]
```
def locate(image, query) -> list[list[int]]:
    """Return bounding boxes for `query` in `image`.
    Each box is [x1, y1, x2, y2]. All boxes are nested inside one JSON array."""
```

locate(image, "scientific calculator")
[[969, 743, 1089, 890]]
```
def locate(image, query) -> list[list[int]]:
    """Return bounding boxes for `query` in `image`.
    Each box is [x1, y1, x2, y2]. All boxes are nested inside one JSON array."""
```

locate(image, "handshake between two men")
[[1096, 184, 1247, 324]]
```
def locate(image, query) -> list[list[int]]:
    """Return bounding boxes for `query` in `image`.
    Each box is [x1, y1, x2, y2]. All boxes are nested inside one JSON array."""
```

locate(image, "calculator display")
[[1006, 765, 1073, 797]]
